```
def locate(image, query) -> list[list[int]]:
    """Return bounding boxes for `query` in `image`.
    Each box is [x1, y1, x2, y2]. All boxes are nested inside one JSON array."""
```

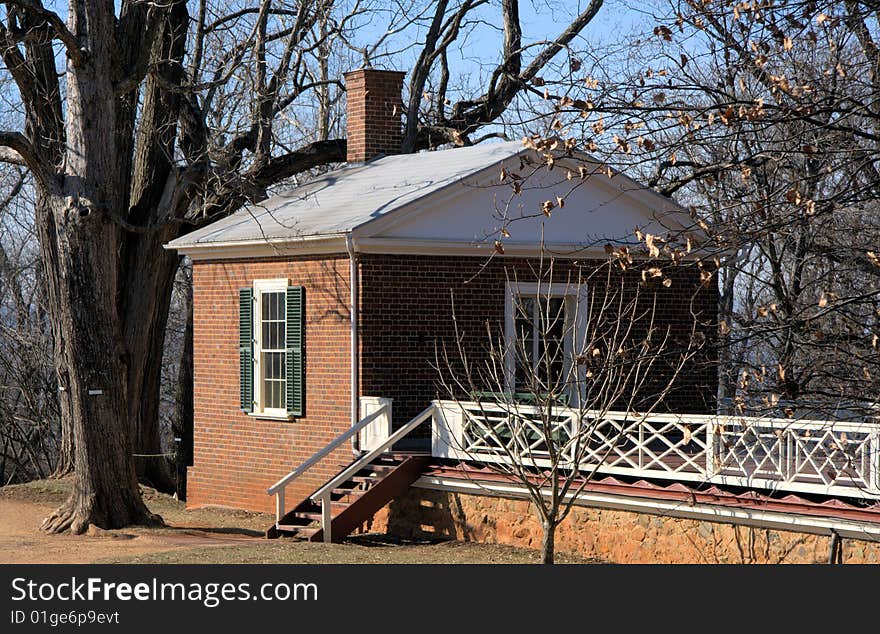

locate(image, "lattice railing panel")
[[789, 428, 873, 490], [715, 422, 787, 479], [434, 401, 880, 500], [461, 404, 573, 466]]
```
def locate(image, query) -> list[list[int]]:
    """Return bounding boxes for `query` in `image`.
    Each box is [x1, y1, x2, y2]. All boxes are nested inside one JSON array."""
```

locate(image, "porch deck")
[[267, 397, 880, 542]]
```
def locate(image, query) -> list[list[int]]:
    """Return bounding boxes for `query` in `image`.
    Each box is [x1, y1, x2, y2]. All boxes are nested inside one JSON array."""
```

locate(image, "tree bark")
[[122, 229, 179, 492], [47, 270, 74, 478], [541, 518, 556, 564], [172, 265, 194, 500], [49, 377, 73, 477]]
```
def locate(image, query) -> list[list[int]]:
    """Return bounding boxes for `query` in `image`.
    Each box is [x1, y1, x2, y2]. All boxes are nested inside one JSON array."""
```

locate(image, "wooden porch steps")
[[267, 453, 430, 541]]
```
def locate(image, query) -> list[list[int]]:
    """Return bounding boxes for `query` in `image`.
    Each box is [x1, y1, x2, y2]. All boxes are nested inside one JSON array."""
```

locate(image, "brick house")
[[167, 65, 714, 509], [167, 69, 880, 561]]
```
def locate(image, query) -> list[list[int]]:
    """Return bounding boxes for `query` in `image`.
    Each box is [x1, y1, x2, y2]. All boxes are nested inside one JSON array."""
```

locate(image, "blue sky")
[[344, 0, 651, 88]]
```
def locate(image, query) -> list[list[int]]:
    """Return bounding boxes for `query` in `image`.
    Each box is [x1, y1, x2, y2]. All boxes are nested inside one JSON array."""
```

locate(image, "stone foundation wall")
[[365, 487, 880, 564]]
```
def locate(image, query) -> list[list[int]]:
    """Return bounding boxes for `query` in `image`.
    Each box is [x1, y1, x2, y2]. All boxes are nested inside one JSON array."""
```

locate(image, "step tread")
[[294, 507, 348, 521], [332, 488, 366, 497], [276, 525, 321, 537]]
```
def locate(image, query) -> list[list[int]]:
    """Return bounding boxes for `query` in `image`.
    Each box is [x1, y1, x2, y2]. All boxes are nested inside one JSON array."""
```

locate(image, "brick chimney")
[[344, 68, 405, 163]]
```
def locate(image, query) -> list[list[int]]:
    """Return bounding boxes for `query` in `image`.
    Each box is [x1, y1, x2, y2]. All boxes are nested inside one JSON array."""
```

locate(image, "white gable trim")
[[165, 235, 348, 261], [169, 234, 661, 261], [354, 237, 621, 258]]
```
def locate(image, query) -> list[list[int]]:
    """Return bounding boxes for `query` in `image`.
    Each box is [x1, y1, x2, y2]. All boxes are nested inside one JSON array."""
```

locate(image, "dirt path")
[[0, 497, 265, 564], [0, 480, 594, 564]]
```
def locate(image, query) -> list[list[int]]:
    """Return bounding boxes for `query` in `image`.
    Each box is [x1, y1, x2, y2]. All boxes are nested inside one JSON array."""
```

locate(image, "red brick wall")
[[189, 251, 718, 512], [344, 69, 405, 162], [358, 254, 718, 430], [188, 255, 352, 513]]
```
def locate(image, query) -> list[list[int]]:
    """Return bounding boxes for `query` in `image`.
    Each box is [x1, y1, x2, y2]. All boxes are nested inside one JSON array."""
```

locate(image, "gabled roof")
[[166, 139, 694, 259], [167, 141, 527, 249]]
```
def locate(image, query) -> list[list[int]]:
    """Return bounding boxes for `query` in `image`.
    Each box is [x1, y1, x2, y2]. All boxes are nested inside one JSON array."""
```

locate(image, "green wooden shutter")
[[239, 288, 254, 413], [286, 286, 304, 416]]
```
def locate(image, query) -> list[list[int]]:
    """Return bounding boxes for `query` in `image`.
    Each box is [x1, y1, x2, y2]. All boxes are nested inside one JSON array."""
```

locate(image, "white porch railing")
[[432, 400, 880, 500]]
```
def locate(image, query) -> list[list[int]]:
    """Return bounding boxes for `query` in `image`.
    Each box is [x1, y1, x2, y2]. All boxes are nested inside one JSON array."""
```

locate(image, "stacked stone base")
[[364, 487, 880, 564]]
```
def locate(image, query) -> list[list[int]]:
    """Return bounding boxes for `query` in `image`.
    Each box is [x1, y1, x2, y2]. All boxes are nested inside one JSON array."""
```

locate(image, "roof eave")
[[164, 233, 349, 261]]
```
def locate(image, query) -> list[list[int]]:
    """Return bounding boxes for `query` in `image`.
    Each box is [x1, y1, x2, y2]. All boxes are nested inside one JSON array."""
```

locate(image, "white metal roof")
[[167, 141, 528, 249]]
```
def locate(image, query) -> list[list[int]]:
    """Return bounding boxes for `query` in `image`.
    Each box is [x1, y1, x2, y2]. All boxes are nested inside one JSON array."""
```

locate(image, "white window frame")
[[504, 281, 589, 406], [251, 278, 289, 419]]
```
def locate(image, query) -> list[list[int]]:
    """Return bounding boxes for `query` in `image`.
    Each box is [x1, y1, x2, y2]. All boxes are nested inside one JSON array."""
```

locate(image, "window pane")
[[280, 317, 286, 345], [514, 297, 534, 391], [539, 298, 566, 387], [513, 294, 568, 391], [257, 289, 287, 411], [266, 352, 273, 380]]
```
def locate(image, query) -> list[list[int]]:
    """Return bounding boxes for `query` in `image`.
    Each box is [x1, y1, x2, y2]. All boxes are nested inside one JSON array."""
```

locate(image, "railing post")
[[784, 430, 793, 482], [705, 418, 715, 479], [868, 419, 880, 493], [276, 490, 285, 526], [321, 493, 332, 543], [359, 397, 393, 453], [638, 417, 644, 470]]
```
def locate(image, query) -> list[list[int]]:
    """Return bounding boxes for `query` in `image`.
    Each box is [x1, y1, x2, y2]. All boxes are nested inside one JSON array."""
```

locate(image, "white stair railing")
[[311, 404, 435, 543], [267, 403, 389, 530]]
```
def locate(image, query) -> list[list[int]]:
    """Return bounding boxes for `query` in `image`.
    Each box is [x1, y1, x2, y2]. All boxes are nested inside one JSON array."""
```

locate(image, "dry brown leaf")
[[654, 25, 672, 41]]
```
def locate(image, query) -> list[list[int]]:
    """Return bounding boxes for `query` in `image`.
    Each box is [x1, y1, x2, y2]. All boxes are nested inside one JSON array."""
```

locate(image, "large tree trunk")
[[123, 231, 179, 492], [120, 0, 188, 493], [40, 1, 159, 533], [39, 196, 161, 533]]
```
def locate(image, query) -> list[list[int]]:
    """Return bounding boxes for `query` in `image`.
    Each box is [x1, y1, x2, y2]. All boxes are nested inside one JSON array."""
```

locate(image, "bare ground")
[[0, 479, 595, 564]]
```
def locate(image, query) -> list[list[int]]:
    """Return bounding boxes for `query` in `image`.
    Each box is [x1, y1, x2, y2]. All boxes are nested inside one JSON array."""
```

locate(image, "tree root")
[[48, 462, 74, 479], [41, 500, 165, 535], [40, 502, 78, 534]]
